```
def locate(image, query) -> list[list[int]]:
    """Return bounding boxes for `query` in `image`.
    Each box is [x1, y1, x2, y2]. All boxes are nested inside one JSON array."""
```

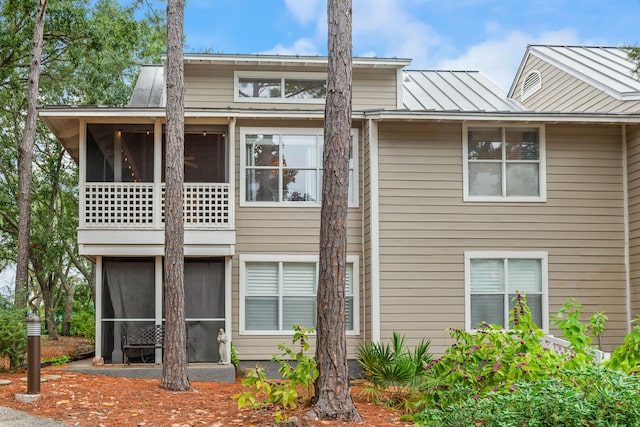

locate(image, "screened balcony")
[[83, 124, 231, 229]]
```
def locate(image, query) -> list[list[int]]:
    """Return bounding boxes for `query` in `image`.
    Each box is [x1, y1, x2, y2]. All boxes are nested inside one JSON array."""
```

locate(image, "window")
[[235, 71, 326, 103], [463, 125, 546, 202], [240, 255, 359, 334], [240, 128, 358, 206], [465, 251, 548, 331]]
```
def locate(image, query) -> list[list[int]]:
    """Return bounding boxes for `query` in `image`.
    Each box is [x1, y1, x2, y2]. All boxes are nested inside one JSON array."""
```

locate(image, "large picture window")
[[464, 251, 548, 331], [240, 128, 357, 206], [240, 255, 359, 334], [463, 125, 545, 202]]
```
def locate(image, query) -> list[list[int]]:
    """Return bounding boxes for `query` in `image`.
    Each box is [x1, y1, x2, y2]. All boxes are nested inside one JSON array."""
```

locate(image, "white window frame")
[[240, 127, 359, 207], [234, 71, 327, 104], [521, 70, 542, 100], [239, 254, 360, 336], [464, 251, 549, 332], [463, 124, 547, 202]]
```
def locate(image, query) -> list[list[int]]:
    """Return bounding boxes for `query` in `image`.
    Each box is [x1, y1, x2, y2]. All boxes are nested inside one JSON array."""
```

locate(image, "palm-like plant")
[[356, 333, 432, 411]]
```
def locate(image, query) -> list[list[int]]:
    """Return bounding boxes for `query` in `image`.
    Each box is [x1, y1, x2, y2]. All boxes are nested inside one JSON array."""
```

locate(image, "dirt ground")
[[0, 337, 410, 426]]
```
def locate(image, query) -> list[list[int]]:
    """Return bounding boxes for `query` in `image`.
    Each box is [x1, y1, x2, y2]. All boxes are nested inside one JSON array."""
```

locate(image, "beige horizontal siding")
[[184, 63, 398, 111], [513, 54, 640, 113], [231, 119, 365, 359], [376, 121, 627, 355], [628, 125, 640, 319]]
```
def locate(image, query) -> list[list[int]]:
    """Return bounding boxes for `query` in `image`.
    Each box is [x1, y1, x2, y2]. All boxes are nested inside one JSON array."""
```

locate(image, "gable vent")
[[521, 70, 542, 100]]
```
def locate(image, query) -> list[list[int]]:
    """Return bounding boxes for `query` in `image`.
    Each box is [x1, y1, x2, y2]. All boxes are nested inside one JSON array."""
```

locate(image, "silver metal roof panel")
[[403, 70, 527, 112]]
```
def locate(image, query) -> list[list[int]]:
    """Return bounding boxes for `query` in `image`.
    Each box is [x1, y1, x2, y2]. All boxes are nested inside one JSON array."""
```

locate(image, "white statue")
[[217, 328, 229, 364]]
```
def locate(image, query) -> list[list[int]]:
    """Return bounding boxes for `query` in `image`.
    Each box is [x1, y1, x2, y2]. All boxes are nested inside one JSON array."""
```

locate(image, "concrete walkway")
[[0, 406, 69, 426]]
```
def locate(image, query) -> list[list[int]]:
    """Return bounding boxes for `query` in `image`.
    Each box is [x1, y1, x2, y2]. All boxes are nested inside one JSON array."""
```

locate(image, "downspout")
[[360, 123, 366, 344], [623, 124, 632, 333], [368, 118, 381, 342]]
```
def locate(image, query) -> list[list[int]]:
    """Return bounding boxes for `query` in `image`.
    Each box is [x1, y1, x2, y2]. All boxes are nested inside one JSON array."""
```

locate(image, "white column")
[[154, 120, 163, 228], [78, 120, 86, 227], [95, 256, 102, 359]]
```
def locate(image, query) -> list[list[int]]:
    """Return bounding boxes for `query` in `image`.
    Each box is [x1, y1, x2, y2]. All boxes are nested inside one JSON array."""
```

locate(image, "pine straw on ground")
[[0, 337, 411, 426]]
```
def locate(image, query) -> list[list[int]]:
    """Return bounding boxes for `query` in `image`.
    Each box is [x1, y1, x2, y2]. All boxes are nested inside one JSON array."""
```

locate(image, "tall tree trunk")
[[161, 0, 189, 391], [61, 273, 74, 336], [15, 0, 48, 309], [306, 0, 360, 422], [39, 274, 58, 339]]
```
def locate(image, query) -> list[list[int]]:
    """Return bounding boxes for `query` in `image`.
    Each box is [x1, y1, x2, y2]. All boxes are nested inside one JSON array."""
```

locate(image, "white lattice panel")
[[84, 183, 155, 227], [161, 183, 230, 227]]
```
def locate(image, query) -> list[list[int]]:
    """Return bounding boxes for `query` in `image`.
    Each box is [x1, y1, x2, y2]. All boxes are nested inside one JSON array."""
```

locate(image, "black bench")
[[123, 324, 164, 365]]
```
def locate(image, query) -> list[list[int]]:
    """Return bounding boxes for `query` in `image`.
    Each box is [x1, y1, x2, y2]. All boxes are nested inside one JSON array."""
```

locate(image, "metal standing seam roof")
[[402, 70, 527, 112], [129, 64, 165, 107], [128, 63, 528, 113], [519, 45, 640, 100]]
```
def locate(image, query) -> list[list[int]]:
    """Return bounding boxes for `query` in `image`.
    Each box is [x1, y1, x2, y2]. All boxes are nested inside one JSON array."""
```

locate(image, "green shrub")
[[70, 307, 95, 340], [234, 324, 318, 423], [414, 366, 640, 427], [0, 298, 27, 371], [357, 332, 432, 411], [420, 293, 570, 410], [606, 316, 640, 374]]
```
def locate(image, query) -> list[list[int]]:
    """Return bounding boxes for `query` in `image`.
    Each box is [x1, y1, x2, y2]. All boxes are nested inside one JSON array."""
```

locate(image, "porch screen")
[[184, 259, 225, 362]]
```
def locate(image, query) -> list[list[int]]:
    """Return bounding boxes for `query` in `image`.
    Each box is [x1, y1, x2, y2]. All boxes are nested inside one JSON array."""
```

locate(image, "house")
[[39, 46, 640, 365]]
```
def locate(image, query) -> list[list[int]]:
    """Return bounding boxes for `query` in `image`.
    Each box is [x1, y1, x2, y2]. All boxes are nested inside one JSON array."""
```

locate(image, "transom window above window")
[[240, 255, 359, 334], [235, 71, 326, 103], [463, 125, 546, 202], [240, 128, 358, 206], [465, 251, 548, 331]]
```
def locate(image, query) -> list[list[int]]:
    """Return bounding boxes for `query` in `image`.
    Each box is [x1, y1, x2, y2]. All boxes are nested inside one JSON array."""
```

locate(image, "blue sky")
[[165, 0, 640, 91]]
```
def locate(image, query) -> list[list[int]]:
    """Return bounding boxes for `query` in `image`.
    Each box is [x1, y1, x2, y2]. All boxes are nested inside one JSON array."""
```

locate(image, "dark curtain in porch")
[[185, 259, 225, 362]]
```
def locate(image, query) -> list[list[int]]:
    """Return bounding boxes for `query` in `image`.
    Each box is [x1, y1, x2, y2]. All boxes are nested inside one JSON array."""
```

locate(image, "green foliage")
[[414, 366, 640, 427], [420, 293, 570, 410], [626, 46, 640, 76], [230, 342, 239, 369], [70, 307, 95, 339], [234, 325, 318, 422], [356, 332, 432, 411], [606, 316, 640, 374], [0, 297, 27, 371], [43, 355, 71, 366]]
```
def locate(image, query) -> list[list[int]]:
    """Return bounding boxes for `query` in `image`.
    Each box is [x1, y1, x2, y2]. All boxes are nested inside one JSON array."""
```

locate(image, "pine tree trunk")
[[161, 0, 190, 392], [306, 0, 361, 422], [15, 0, 48, 309]]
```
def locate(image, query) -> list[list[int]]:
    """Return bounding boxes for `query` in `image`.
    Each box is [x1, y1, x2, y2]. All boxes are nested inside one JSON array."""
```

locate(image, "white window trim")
[[239, 254, 360, 336], [464, 251, 549, 332], [462, 124, 547, 202], [234, 71, 327, 104], [239, 127, 359, 208]]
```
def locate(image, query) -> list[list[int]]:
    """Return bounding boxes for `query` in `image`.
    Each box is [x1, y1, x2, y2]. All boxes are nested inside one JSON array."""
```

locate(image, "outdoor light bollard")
[[26, 315, 41, 395]]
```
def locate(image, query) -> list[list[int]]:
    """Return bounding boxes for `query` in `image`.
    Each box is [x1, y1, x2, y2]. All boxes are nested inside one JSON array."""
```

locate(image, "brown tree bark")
[[15, 0, 48, 309], [306, 0, 361, 422], [161, 0, 190, 391]]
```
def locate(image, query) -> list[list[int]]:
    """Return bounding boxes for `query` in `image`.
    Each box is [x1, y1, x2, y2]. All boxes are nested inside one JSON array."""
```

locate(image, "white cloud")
[[437, 29, 582, 91], [263, 38, 321, 56], [352, 0, 442, 64], [284, 0, 324, 24]]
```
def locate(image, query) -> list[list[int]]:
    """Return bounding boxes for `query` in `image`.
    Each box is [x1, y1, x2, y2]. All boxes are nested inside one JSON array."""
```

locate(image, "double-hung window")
[[240, 255, 359, 334], [240, 128, 358, 206], [464, 125, 545, 202], [465, 251, 548, 331]]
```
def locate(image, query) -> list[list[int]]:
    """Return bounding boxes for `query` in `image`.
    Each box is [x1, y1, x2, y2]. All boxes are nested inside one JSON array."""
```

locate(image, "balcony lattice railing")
[[83, 182, 231, 228]]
